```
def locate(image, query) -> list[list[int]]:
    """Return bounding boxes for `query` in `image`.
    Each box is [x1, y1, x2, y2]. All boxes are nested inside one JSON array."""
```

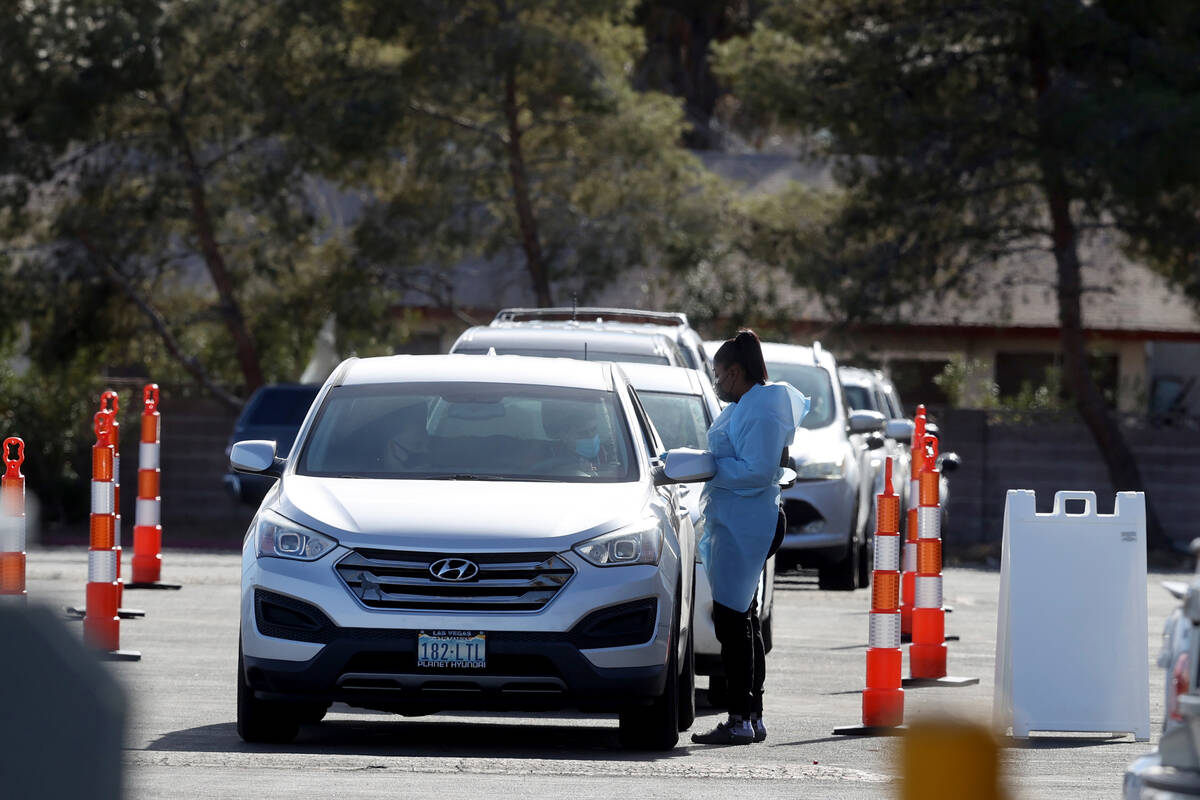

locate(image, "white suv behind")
[[232, 354, 707, 750]]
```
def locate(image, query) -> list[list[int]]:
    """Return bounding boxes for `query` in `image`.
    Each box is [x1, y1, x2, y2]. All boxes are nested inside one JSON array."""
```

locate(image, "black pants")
[[713, 596, 766, 718]]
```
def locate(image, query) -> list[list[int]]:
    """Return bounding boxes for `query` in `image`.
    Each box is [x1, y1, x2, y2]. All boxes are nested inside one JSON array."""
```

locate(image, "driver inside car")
[[383, 401, 433, 472], [538, 399, 610, 475]]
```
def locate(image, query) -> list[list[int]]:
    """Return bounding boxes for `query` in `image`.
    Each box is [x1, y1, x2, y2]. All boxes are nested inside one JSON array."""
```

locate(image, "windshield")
[[456, 346, 669, 365], [297, 382, 636, 482], [766, 363, 837, 429], [637, 391, 710, 450]]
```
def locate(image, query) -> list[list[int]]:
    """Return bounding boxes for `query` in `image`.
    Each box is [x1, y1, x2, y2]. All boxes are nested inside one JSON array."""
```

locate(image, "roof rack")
[[493, 307, 690, 327]]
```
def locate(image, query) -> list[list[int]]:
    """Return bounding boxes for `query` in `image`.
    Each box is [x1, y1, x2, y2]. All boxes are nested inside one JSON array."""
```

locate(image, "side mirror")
[[230, 440, 284, 478], [865, 432, 886, 451], [847, 409, 886, 435], [938, 451, 961, 474], [884, 418, 915, 443], [654, 447, 716, 485]]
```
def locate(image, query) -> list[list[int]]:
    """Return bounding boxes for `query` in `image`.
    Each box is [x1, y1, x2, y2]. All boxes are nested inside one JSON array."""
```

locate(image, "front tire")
[[818, 542, 857, 591], [619, 598, 681, 750], [237, 641, 300, 744], [856, 536, 871, 589], [677, 623, 696, 732]]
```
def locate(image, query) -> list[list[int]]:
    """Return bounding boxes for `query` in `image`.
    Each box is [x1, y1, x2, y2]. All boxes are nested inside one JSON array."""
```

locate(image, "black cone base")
[[833, 724, 907, 737], [100, 649, 142, 661], [125, 582, 182, 590], [118, 607, 145, 619], [902, 675, 979, 688]]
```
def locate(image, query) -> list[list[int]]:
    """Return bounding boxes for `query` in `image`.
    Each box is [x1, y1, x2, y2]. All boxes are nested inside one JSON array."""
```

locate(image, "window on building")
[[888, 359, 951, 409], [994, 351, 1119, 407]]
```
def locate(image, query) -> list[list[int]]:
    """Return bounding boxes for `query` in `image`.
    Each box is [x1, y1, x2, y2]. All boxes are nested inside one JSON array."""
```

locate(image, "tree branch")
[[71, 233, 244, 411]]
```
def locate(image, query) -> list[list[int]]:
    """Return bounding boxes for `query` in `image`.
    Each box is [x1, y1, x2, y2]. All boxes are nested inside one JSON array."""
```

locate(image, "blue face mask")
[[575, 434, 600, 460]]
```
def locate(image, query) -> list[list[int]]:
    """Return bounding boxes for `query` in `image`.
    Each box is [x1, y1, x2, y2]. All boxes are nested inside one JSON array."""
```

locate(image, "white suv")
[[491, 307, 715, 382], [232, 354, 706, 750]]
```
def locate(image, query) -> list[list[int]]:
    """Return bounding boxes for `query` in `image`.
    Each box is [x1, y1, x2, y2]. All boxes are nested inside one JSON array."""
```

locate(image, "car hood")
[[274, 475, 653, 551], [788, 425, 847, 461]]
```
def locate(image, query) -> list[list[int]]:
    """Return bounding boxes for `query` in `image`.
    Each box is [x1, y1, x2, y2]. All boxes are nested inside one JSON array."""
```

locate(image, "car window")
[[241, 386, 319, 427], [455, 346, 670, 366], [844, 384, 876, 413], [298, 382, 635, 482], [626, 387, 663, 457], [873, 389, 893, 419], [637, 391, 710, 451], [766, 363, 836, 429], [885, 387, 905, 419]]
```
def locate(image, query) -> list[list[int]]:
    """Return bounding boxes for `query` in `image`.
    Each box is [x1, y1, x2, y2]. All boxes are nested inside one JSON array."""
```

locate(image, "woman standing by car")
[[693, 330, 809, 746]]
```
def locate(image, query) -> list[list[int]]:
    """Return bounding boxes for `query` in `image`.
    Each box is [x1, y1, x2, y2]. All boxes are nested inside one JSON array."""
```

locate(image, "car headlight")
[[794, 454, 846, 480], [254, 509, 338, 561], [573, 519, 663, 567]]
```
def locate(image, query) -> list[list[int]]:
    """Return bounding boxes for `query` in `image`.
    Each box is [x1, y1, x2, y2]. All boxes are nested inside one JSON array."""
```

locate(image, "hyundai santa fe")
[[232, 354, 706, 750]]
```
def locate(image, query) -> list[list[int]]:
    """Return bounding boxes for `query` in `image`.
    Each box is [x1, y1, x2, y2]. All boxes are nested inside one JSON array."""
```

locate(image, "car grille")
[[335, 548, 574, 612]]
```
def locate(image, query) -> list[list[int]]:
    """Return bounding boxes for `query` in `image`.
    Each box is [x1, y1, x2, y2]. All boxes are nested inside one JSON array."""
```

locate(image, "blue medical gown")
[[699, 382, 810, 612]]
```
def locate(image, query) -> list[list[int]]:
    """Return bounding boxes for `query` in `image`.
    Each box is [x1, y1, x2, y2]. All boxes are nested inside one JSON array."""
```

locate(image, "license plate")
[[417, 630, 486, 669]]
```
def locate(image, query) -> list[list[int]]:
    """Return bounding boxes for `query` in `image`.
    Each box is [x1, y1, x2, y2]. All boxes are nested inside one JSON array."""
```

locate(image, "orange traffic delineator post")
[[127, 384, 179, 590], [1, 437, 27, 602], [67, 398, 145, 620], [903, 434, 974, 688], [102, 391, 146, 617], [900, 405, 927, 641], [834, 457, 906, 736], [82, 411, 140, 661]]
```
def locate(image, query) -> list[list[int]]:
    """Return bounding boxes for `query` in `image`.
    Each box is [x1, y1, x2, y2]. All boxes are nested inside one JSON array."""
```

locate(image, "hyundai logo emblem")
[[429, 557, 479, 582]]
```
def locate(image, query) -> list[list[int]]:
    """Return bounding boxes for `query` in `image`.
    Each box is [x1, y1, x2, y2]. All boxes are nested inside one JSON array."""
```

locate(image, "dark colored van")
[[224, 383, 320, 504]]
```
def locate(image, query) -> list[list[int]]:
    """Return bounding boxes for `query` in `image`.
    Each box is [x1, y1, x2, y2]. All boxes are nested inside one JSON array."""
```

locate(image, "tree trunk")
[[502, 66, 553, 307], [1030, 22, 1171, 551], [167, 113, 264, 394]]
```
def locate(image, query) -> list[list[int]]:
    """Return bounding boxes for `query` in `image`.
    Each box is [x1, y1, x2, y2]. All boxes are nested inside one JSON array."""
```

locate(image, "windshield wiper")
[[429, 473, 558, 482]]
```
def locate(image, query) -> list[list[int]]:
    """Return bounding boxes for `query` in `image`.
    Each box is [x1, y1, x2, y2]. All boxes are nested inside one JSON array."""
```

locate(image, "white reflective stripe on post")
[[113, 454, 120, 483], [0, 515, 23, 552], [914, 575, 943, 608], [135, 498, 160, 527], [91, 481, 114, 514], [868, 612, 901, 649], [917, 506, 940, 539], [910, 479, 919, 508], [88, 549, 118, 583], [903, 541, 917, 571], [139, 442, 159, 470], [874, 534, 900, 571]]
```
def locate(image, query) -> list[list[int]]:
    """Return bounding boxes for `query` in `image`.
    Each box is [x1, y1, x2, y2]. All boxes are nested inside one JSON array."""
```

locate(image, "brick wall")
[[116, 398, 254, 548]]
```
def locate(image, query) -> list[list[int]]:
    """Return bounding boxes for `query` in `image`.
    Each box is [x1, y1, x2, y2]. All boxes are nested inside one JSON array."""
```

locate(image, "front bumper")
[[779, 477, 856, 554], [1126, 751, 1200, 799], [240, 537, 676, 712], [243, 624, 667, 714]]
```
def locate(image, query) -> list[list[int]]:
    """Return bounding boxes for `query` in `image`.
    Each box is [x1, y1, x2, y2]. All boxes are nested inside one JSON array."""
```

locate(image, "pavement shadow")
[[1005, 734, 1139, 749], [771, 735, 865, 747], [144, 716, 693, 762]]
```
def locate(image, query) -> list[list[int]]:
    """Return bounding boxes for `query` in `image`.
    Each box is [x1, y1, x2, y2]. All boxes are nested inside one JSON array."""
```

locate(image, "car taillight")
[[1169, 652, 1191, 723]]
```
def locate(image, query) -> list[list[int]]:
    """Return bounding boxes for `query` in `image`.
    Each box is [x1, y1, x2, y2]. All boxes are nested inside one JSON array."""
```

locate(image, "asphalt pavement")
[[17, 548, 1183, 799]]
